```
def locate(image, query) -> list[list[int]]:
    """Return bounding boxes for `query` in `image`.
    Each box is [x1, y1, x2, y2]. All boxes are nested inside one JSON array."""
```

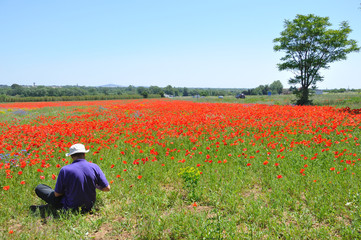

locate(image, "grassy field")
[[175, 92, 361, 109], [0, 97, 361, 239]]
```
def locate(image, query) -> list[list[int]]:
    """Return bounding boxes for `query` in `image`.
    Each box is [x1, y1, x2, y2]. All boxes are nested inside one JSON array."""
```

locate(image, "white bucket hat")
[[65, 143, 90, 157]]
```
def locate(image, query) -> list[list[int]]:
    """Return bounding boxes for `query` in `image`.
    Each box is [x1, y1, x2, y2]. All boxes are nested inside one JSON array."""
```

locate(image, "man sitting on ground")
[[31, 143, 110, 214]]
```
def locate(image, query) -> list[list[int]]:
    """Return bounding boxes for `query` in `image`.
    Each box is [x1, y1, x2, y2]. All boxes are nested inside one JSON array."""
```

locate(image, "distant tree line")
[[0, 84, 235, 96], [242, 80, 283, 95], [325, 88, 360, 93], [0, 81, 285, 102], [1, 81, 356, 103], [0, 84, 245, 102]]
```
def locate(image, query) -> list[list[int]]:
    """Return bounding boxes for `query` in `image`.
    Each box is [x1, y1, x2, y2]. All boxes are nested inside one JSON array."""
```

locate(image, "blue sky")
[[1, 1, 360, 89]]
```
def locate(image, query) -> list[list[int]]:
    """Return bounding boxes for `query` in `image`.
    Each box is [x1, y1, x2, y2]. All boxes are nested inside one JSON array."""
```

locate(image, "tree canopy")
[[273, 14, 359, 105], [270, 80, 283, 94]]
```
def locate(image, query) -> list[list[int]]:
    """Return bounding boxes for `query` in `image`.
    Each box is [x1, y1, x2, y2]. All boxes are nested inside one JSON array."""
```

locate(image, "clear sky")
[[1, 1, 360, 89]]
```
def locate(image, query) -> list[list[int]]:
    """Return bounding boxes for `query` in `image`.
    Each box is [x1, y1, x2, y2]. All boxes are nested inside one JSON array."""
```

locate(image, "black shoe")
[[29, 205, 38, 213], [30, 204, 50, 216]]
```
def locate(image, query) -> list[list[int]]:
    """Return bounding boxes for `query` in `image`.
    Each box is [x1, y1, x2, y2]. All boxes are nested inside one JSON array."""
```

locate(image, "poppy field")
[[1, 99, 361, 239]]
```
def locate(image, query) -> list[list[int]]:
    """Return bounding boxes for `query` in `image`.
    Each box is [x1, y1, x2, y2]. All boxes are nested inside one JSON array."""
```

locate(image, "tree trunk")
[[296, 88, 312, 105]]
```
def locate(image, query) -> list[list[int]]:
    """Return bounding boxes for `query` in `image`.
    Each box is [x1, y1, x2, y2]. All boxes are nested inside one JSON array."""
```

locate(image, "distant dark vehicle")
[[236, 93, 245, 99]]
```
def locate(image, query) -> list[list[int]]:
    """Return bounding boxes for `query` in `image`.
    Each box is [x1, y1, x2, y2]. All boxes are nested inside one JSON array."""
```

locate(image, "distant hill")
[[99, 84, 124, 88]]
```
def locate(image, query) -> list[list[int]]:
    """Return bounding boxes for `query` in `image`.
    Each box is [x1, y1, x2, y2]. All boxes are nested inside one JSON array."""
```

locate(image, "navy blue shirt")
[[54, 159, 109, 211]]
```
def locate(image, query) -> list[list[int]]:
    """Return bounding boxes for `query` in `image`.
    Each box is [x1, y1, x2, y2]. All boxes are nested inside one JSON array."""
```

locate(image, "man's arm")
[[54, 191, 64, 197]]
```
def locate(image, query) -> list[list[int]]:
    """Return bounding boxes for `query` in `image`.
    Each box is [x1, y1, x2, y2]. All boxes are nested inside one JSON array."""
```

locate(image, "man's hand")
[[101, 185, 111, 192], [96, 184, 110, 192], [54, 191, 63, 197]]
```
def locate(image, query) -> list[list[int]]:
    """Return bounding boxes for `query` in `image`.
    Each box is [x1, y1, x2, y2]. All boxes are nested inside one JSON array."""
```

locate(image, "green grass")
[[175, 92, 361, 109]]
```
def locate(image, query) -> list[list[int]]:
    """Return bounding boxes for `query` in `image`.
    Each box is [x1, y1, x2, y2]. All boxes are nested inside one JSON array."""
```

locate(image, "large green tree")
[[273, 14, 359, 105]]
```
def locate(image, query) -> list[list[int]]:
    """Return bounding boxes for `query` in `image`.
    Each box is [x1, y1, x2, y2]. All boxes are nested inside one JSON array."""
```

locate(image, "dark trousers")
[[35, 184, 63, 209]]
